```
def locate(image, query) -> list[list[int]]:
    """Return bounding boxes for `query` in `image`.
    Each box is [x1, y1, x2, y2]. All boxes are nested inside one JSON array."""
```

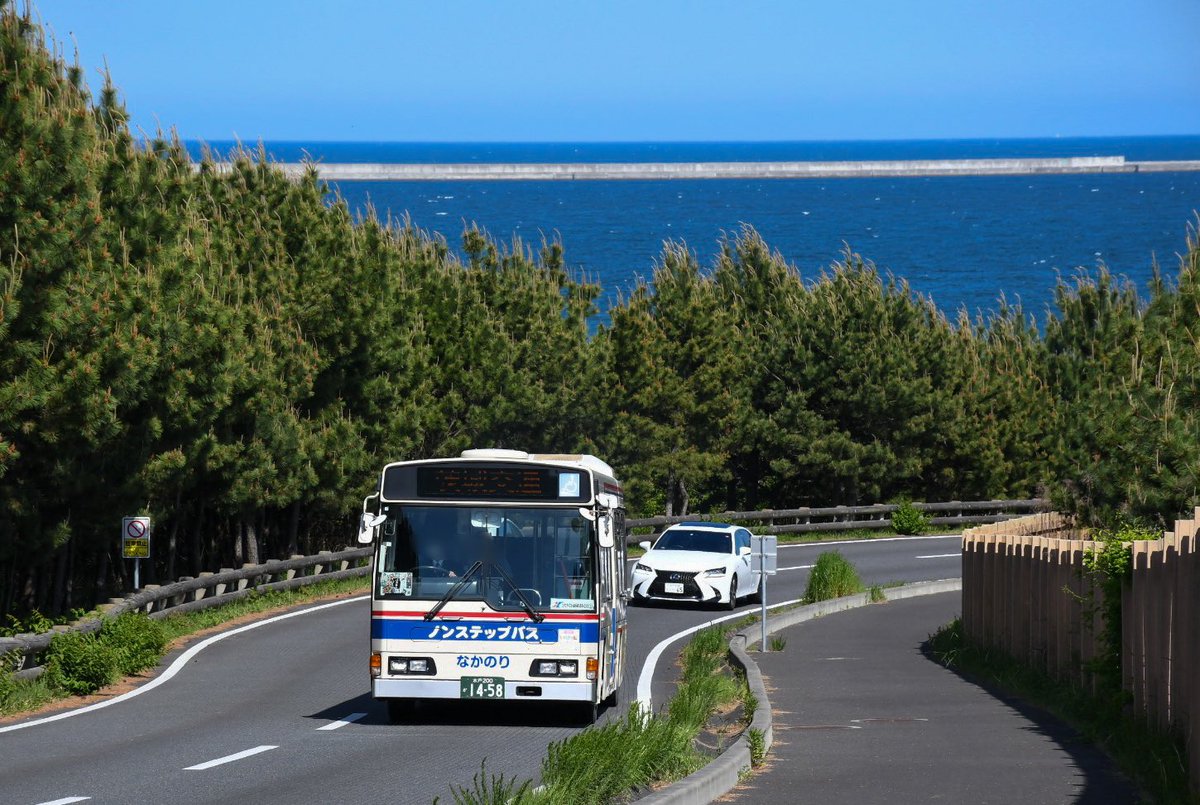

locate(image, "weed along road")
[[0, 536, 961, 805]]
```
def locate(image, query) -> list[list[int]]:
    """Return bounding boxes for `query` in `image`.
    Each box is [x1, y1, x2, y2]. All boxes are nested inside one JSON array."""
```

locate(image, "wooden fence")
[[962, 509, 1200, 794]]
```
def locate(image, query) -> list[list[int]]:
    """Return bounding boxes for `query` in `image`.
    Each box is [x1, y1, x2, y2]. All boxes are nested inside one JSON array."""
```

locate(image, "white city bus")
[[357, 449, 628, 723]]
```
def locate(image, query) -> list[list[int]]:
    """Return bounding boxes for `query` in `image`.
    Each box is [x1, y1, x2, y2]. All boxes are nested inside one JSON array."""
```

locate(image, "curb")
[[635, 578, 962, 805]]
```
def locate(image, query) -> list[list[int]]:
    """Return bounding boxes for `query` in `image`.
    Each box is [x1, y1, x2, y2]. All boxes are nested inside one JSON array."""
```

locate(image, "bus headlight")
[[531, 659, 579, 677], [388, 656, 437, 675], [371, 652, 382, 678]]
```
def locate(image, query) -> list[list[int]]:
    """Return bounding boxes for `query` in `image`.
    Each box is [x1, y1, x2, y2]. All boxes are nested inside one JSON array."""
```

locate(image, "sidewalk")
[[726, 592, 1137, 804]]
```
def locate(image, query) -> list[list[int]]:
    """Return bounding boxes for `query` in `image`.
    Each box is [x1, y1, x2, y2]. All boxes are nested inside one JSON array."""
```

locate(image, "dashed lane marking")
[[184, 745, 278, 771], [915, 553, 960, 559], [316, 712, 368, 731], [34, 798, 91, 805]]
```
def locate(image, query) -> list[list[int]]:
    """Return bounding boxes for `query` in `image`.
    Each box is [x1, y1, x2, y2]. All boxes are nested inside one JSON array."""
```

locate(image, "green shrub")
[[44, 631, 120, 695], [891, 500, 930, 535], [804, 551, 864, 603], [99, 613, 168, 675]]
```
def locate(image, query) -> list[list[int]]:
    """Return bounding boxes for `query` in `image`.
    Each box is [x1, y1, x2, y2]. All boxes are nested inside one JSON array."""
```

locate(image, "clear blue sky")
[[33, 0, 1200, 142]]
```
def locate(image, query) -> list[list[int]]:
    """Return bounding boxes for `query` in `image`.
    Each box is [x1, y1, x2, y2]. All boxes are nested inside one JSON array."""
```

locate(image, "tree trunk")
[[287, 500, 301, 557], [95, 548, 110, 604], [51, 541, 69, 615], [665, 473, 676, 517], [234, 516, 245, 565], [243, 514, 260, 566], [166, 490, 182, 582], [191, 505, 206, 576]]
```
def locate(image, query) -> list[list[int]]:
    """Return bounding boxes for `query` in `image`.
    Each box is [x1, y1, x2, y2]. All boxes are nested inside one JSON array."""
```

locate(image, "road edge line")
[[0, 596, 368, 734]]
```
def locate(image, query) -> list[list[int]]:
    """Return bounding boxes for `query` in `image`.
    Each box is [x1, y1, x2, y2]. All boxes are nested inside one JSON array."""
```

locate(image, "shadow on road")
[[306, 691, 620, 728], [918, 640, 1139, 804]]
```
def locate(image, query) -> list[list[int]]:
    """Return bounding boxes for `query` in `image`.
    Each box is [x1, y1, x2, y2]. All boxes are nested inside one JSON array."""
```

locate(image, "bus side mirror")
[[598, 516, 614, 548], [358, 513, 386, 544]]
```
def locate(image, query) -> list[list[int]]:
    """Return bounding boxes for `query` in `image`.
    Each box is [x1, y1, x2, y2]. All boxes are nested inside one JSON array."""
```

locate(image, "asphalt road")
[[0, 535, 963, 805]]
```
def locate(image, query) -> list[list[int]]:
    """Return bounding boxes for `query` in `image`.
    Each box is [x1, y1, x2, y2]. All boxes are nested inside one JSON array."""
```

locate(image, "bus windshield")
[[375, 505, 596, 612]]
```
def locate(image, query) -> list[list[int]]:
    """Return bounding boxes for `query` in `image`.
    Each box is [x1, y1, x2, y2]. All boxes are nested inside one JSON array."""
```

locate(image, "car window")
[[735, 529, 751, 553], [653, 529, 731, 554]]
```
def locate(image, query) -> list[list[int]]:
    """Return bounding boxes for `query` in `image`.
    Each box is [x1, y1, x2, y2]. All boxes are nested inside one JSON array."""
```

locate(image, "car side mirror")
[[638, 540, 652, 552], [739, 546, 752, 556]]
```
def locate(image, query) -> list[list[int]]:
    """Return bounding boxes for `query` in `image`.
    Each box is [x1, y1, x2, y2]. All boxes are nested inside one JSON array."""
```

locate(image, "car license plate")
[[664, 582, 684, 594], [460, 676, 505, 699]]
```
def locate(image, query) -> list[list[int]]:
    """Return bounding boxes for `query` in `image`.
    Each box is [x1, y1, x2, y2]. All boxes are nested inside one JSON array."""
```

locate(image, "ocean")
[[188, 137, 1200, 321]]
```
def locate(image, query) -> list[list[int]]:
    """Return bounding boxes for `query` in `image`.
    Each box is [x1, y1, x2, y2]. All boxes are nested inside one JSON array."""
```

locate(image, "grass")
[[0, 574, 369, 718], [803, 551, 865, 603], [928, 618, 1198, 805], [444, 624, 750, 805], [768, 634, 787, 651]]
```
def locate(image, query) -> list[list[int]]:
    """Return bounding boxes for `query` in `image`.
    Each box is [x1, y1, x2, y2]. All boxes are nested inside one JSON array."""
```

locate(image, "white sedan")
[[630, 522, 762, 609]]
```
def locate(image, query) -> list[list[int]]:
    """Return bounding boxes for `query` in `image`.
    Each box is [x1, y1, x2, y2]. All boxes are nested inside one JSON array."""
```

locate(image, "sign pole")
[[760, 550, 768, 651], [122, 516, 151, 592]]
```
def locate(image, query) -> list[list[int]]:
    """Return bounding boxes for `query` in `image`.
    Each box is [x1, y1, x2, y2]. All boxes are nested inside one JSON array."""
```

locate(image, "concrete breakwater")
[[220, 155, 1200, 181]]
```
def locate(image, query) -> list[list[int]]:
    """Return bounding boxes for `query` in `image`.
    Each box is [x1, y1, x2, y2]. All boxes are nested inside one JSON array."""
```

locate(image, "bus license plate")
[[460, 676, 505, 699], [664, 582, 684, 594]]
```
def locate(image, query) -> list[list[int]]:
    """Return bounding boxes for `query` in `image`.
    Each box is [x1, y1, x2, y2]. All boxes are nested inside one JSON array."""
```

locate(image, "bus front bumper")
[[373, 678, 595, 701]]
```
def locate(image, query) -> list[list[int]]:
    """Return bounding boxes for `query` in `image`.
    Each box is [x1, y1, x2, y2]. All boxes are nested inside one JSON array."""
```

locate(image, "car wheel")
[[726, 576, 738, 610]]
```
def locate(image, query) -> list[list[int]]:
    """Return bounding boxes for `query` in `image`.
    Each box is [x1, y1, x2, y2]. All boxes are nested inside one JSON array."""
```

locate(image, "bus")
[[356, 449, 629, 723]]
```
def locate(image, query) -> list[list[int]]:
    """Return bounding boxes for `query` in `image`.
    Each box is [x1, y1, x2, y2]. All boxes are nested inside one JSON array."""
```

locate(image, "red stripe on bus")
[[371, 610, 599, 620]]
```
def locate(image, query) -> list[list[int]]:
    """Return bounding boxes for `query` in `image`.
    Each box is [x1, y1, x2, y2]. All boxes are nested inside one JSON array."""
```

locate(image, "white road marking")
[[34, 797, 91, 805], [635, 596, 806, 713], [777, 564, 815, 571], [184, 744, 278, 770], [915, 553, 960, 559], [0, 596, 369, 734], [316, 712, 367, 731]]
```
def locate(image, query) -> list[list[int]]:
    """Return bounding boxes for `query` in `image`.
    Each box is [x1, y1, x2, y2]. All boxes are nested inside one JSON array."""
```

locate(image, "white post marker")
[[121, 516, 151, 590], [751, 534, 778, 650]]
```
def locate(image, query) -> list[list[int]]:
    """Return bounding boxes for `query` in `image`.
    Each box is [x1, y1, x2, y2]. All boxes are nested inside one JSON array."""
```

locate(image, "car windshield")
[[653, 529, 731, 553], [374, 504, 595, 612]]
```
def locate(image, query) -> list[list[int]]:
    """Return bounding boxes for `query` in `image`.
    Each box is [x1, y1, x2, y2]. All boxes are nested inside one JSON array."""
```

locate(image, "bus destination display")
[[381, 463, 591, 502]]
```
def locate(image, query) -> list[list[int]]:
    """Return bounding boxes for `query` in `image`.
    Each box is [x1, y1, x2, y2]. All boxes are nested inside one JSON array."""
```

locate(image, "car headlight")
[[634, 562, 653, 573], [703, 566, 727, 577]]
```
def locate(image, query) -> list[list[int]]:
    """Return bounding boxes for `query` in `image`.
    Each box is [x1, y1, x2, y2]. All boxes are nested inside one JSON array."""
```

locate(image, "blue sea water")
[[189, 137, 1200, 321]]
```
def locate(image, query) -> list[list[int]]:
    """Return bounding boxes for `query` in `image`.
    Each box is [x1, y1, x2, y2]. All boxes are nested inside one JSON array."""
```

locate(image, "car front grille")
[[648, 570, 702, 598]]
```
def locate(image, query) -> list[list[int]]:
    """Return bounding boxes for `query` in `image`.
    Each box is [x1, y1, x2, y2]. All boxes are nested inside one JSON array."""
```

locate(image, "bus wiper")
[[425, 561, 483, 621], [491, 563, 545, 623]]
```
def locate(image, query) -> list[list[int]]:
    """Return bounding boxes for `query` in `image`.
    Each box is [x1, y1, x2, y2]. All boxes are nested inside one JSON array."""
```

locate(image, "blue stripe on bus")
[[372, 618, 599, 643]]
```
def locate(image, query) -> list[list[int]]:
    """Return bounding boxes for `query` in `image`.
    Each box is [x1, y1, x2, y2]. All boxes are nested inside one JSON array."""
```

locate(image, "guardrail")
[[626, 498, 1047, 543], [0, 546, 372, 680]]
